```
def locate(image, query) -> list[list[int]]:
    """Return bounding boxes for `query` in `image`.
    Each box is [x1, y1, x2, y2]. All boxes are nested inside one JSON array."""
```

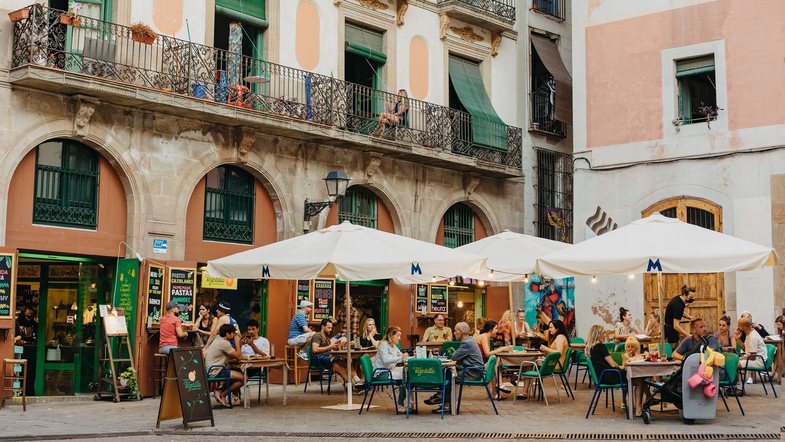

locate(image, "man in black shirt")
[[15, 306, 37, 344], [664, 286, 695, 347]]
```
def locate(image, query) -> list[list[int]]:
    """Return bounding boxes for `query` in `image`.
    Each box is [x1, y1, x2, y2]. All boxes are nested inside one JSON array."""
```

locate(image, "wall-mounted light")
[[303, 171, 351, 231]]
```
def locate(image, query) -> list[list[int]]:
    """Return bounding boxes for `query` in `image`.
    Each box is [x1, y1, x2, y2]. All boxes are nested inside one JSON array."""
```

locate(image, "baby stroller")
[[640, 361, 686, 424]]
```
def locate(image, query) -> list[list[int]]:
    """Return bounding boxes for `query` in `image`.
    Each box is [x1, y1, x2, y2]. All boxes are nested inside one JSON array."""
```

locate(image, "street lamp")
[[303, 171, 350, 230]]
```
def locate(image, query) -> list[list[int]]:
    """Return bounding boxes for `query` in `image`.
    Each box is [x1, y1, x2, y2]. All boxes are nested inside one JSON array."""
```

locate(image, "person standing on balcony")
[[372, 89, 409, 136]]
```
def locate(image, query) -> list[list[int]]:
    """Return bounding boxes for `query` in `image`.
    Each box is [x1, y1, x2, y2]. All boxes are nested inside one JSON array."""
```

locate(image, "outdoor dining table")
[[625, 359, 681, 420], [237, 357, 288, 409], [403, 357, 457, 415], [328, 348, 378, 359], [763, 337, 784, 384], [569, 342, 586, 350]]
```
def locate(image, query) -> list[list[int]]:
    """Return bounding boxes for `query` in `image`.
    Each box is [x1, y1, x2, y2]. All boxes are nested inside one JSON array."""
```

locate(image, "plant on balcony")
[[129, 22, 157, 45], [697, 102, 723, 128], [60, 2, 83, 27], [8, 4, 42, 23]]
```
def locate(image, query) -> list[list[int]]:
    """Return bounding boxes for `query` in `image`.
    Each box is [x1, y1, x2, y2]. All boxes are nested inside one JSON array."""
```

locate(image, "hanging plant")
[[60, 2, 83, 27], [129, 22, 158, 45]]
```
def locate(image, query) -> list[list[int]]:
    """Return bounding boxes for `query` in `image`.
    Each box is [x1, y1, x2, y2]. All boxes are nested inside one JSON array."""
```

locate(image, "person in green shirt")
[[423, 314, 453, 342]]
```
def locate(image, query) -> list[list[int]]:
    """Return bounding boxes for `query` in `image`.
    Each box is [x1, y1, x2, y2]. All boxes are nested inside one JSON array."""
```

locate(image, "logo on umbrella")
[[647, 258, 662, 272], [411, 263, 422, 275], [262, 265, 270, 278]]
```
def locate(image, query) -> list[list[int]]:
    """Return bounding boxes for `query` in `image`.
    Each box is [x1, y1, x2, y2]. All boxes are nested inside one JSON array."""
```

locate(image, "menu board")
[[0, 254, 15, 319], [104, 313, 129, 336], [168, 267, 197, 325], [146, 265, 165, 327], [312, 278, 335, 321], [296, 280, 311, 306], [156, 348, 214, 429], [415, 284, 428, 316], [429, 284, 448, 314]]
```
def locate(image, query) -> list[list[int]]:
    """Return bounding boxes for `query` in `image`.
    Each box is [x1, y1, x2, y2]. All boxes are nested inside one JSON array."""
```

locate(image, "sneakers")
[[746, 377, 753, 384], [424, 396, 443, 405], [298, 350, 308, 361], [431, 406, 451, 414], [498, 387, 512, 395]]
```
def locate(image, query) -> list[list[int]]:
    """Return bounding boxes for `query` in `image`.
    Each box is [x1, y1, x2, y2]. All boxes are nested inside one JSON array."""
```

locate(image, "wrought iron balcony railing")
[[436, 0, 516, 23], [9, 5, 522, 170], [529, 87, 566, 138], [532, 0, 566, 21]]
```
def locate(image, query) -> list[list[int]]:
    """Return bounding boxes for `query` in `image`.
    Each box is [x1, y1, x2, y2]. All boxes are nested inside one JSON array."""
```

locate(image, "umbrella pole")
[[658, 272, 665, 356], [508, 282, 515, 333], [346, 281, 352, 407]]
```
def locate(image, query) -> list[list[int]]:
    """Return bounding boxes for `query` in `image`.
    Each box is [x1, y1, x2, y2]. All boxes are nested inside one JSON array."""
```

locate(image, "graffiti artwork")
[[523, 273, 576, 337]]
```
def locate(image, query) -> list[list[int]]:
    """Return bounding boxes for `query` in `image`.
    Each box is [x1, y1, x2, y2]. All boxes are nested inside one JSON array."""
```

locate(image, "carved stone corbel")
[[359, 0, 389, 10], [439, 13, 450, 41], [490, 32, 502, 57], [396, 0, 408, 26], [234, 126, 256, 162], [364, 152, 383, 181], [450, 25, 484, 43], [72, 95, 99, 138], [333, 0, 341, 6], [463, 174, 480, 196]]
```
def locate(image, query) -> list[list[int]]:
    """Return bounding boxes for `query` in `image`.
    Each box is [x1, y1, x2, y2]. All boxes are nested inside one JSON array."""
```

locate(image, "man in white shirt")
[[241, 320, 270, 357], [738, 317, 767, 369]]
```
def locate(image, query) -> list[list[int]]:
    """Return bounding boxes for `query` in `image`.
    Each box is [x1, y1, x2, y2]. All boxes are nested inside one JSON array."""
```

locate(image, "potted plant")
[[60, 1, 82, 27], [8, 7, 30, 23], [696, 102, 723, 128], [118, 367, 139, 398], [129, 22, 157, 45]]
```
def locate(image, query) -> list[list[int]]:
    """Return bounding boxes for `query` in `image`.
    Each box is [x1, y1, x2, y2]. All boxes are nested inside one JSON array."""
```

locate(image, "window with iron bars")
[[444, 203, 474, 248], [532, 0, 566, 21], [339, 186, 377, 228], [33, 140, 99, 229], [203, 165, 255, 244], [534, 148, 572, 243]]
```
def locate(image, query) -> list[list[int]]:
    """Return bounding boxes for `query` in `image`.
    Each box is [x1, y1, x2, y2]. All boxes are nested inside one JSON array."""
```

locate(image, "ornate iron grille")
[[10, 5, 523, 171], [534, 148, 572, 243], [437, 0, 516, 22], [530, 86, 566, 138], [33, 140, 98, 229], [338, 186, 377, 229], [203, 165, 255, 244], [532, 0, 566, 21], [443, 203, 474, 248]]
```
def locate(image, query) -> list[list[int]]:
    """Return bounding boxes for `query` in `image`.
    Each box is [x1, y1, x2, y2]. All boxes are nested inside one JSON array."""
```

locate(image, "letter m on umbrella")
[[411, 262, 422, 275], [262, 265, 271, 278], [646, 258, 662, 272]]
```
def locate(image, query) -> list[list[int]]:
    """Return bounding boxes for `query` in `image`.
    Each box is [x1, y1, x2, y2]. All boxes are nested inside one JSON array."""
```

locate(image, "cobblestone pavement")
[[0, 380, 782, 441]]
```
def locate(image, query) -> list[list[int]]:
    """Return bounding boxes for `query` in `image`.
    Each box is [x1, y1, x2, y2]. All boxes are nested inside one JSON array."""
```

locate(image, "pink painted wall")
[[585, 0, 785, 148]]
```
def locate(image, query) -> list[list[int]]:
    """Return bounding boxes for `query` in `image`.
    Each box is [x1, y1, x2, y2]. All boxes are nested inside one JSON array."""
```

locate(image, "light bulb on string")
[[523, 274, 529, 283], [477, 280, 485, 287], [449, 279, 455, 287], [457, 301, 464, 308], [591, 275, 598, 284], [628, 273, 635, 280], [488, 270, 495, 279], [431, 276, 437, 283]]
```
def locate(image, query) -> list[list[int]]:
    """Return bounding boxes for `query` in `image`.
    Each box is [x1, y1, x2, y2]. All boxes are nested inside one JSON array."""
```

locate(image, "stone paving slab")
[[0, 380, 781, 441]]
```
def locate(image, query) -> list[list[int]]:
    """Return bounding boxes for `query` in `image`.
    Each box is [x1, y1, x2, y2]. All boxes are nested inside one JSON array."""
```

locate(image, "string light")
[[628, 273, 635, 280], [488, 270, 495, 279], [477, 280, 485, 287], [449, 279, 455, 286], [591, 275, 598, 284], [457, 301, 464, 308], [523, 274, 529, 283], [431, 276, 437, 283]]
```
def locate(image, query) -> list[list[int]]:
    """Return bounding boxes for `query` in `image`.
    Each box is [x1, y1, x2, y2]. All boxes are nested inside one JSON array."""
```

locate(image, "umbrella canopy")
[[536, 213, 778, 278], [207, 220, 487, 283], [457, 230, 573, 282]]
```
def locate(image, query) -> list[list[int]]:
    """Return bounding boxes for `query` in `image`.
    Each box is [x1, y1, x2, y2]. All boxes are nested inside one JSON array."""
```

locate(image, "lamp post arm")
[[303, 200, 335, 221]]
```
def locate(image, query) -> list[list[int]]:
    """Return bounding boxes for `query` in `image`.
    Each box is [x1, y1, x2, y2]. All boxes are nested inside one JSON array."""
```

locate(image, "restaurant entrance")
[[15, 252, 113, 396], [335, 280, 389, 339], [447, 284, 485, 331], [196, 273, 268, 336]]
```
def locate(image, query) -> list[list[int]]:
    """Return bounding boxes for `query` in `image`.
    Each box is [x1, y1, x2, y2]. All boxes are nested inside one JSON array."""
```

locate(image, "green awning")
[[336, 279, 389, 287], [345, 23, 386, 64], [345, 42, 387, 64], [448, 56, 507, 150], [676, 55, 714, 78], [216, 5, 269, 30], [216, 0, 265, 19]]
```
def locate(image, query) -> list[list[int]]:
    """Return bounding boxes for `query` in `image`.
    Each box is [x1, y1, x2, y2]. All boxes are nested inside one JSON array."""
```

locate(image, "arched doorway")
[[642, 197, 724, 333]]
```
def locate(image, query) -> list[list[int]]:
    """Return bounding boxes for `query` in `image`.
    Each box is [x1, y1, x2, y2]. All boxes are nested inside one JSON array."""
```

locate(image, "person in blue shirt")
[[288, 300, 315, 360]]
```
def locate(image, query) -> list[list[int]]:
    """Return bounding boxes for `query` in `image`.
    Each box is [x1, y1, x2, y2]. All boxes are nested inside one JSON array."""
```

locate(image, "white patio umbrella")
[[535, 212, 778, 348], [457, 230, 573, 331], [207, 220, 487, 410]]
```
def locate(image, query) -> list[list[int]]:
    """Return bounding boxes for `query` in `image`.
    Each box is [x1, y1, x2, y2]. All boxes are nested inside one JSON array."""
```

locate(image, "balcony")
[[531, 0, 566, 22], [8, 5, 522, 177], [436, 0, 516, 32], [529, 88, 566, 138]]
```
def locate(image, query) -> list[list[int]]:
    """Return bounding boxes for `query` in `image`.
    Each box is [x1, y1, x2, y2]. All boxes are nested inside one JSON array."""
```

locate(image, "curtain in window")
[[448, 56, 507, 150]]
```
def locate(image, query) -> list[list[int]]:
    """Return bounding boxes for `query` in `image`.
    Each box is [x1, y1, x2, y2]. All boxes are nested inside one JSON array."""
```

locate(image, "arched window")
[[339, 186, 377, 228], [34, 139, 99, 229], [203, 165, 255, 244], [443, 203, 474, 248]]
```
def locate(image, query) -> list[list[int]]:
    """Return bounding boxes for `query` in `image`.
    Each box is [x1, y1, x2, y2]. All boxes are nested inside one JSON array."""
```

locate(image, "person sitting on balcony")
[[372, 89, 409, 136]]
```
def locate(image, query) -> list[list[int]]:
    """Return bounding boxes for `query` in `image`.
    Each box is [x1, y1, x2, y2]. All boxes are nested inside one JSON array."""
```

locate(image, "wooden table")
[[570, 343, 586, 350], [763, 337, 784, 384], [625, 360, 681, 420], [328, 348, 377, 359], [237, 358, 288, 409], [415, 341, 445, 348]]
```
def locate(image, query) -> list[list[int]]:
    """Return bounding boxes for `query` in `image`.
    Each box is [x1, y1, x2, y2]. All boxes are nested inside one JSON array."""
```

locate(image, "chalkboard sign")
[[168, 268, 196, 325], [0, 254, 15, 319], [156, 347, 214, 429], [312, 278, 335, 321], [415, 284, 428, 316], [146, 265, 165, 327], [296, 280, 311, 307], [429, 284, 448, 314]]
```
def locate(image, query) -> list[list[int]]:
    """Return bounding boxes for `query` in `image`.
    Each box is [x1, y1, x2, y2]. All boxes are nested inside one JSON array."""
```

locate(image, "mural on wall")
[[590, 290, 643, 331], [524, 273, 575, 337]]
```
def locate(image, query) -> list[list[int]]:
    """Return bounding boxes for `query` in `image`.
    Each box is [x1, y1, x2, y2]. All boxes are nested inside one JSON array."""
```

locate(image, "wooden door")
[[643, 197, 724, 334]]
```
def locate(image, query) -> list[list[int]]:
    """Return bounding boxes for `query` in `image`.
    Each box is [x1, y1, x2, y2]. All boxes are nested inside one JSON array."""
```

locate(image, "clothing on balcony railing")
[[448, 56, 507, 150], [531, 35, 572, 123]]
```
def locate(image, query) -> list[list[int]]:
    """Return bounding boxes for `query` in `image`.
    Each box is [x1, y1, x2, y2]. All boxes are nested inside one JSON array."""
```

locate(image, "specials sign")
[[168, 268, 197, 325]]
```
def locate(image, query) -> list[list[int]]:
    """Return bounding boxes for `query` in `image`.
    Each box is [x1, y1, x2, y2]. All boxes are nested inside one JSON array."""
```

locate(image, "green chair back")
[[484, 355, 497, 383], [610, 351, 623, 366], [614, 342, 626, 352], [570, 337, 585, 344], [513, 345, 524, 352], [407, 358, 445, 387], [359, 354, 374, 381], [735, 341, 744, 355], [441, 341, 461, 357], [765, 343, 777, 370], [720, 352, 739, 386], [603, 342, 616, 351], [586, 356, 600, 386], [654, 343, 673, 359], [553, 347, 572, 374], [538, 352, 562, 377]]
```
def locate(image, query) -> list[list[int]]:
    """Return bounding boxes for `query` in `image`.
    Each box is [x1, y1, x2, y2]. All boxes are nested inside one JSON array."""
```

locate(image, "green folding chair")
[[358, 354, 401, 415], [405, 358, 450, 418], [570, 337, 591, 389], [456, 355, 498, 415], [585, 359, 627, 419], [441, 341, 461, 358], [551, 347, 574, 400], [740, 343, 778, 397], [603, 342, 616, 351], [303, 345, 334, 395], [515, 351, 562, 405], [718, 352, 744, 415]]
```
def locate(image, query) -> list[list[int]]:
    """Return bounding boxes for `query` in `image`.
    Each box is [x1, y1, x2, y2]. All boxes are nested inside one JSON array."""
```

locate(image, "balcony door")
[[642, 197, 725, 334], [344, 23, 386, 134]]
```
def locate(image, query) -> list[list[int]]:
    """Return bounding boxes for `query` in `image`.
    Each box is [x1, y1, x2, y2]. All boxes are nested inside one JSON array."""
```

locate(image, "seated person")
[[513, 309, 533, 345], [311, 318, 362, 388], [614, 307, 641, 342], [644, 310, 660, 338], [423, 314, 453, 342], [374, 326, 409, 406], [429, 322, 483, 415], [621, 336, 647, 368], [673, 318, 720, 361], [586, 324, 647, 417], [358, 317, 382, 349], [737, 317, 767, 369], [159, 301, 188, 354], [241, 319, 270, 357], [473, 317, 487, 343], [476, 320, 512, 394], [372, 89, 409, 135], [714, 316, 737, 351], [738, 311, 770, 343], [205, 324, 244, 407]]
